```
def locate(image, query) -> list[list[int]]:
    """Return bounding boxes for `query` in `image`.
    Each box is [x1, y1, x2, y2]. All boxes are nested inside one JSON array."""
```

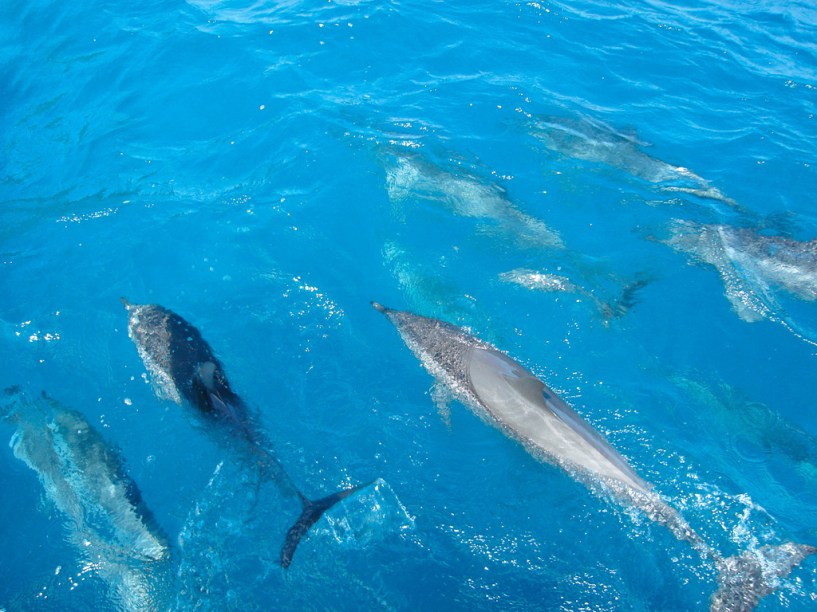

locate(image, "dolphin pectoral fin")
[[431, 382, 453, 429], [279, 481, 377, 568]]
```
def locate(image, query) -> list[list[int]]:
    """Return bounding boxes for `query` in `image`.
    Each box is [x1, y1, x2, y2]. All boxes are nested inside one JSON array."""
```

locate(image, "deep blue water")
[[2, 0, 817, 609]]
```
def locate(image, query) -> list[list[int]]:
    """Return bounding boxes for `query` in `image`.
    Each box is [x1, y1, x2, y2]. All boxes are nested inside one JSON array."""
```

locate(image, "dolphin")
[[1, 388, 172, 611], [121, 298, 370, 568], [383, 147, 564, 249], [499, 267, 650, 323], [664, 219, 817, 346], [372, 302, 815, 610], [530, 115, 738, 209]]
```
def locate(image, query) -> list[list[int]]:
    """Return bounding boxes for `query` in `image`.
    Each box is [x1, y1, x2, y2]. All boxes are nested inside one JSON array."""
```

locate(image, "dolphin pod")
[[121, 298, 372, 568], [2, 290, 812, 606], [372, 301, 815, 611]]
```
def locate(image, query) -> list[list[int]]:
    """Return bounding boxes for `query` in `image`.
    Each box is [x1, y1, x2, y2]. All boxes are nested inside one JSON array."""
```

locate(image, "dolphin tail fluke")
[[279, 482, 374, 568], [616, 277, 651, 315], [598, 277, 652, 321], [711, 542, 816, 611]]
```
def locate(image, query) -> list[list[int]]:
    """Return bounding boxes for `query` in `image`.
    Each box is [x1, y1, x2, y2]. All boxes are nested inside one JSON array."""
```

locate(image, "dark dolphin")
[[121, 298, 370, 568]]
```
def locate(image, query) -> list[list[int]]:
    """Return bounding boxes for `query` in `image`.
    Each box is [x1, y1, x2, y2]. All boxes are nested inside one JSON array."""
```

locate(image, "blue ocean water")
[[2, 0, 817, 609]]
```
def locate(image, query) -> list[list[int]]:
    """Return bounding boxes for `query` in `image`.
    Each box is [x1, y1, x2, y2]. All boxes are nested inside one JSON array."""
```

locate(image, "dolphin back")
[[466, 346, 649, 492]]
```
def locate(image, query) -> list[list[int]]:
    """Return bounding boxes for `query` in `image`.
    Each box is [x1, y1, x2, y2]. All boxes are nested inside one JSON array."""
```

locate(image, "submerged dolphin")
[[531, 115, 738, 208], [372, 302, 815, 610], [499, 268, 649, 324], [1, 388, 172, 610], [665, 219, 817, 345], [121, 298, 370, 568], [383, 148, 564, 249]]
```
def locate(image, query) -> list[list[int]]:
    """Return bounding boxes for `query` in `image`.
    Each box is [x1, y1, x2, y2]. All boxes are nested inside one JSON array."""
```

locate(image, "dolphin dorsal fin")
[[501, 363, 547, 405], [197, 361, 217, 392], [472, 347, 547, 406]]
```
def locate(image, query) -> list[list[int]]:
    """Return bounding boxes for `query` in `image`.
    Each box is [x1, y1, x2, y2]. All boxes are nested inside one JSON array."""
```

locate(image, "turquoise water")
[[2, 0, 817, 609]]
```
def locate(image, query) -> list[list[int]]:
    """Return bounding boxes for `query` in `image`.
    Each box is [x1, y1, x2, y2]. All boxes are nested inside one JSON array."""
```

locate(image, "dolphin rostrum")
[[121, 298, 370, 568], [372, 301, 815, 610]]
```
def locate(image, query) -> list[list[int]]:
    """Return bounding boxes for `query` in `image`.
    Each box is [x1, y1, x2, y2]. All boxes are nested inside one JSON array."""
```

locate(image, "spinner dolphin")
[[531, 114, 737, 209], [665, 219, 817, 346], [121, 298, 371, 568], [373, 302, 814, 611], [1, 389, 172, 610], [383, 147, 564, 249]]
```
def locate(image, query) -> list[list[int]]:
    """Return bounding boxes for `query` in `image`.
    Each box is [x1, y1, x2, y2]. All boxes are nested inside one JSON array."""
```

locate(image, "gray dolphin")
[[1, 388, 172, 611], [665, 219, 817, 346], [383, 147, 564, 249], [372, 302, 815, 611], [499, 267, 650, 324], [531, 115, 738, 209], [121, 298, 371, 568]]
